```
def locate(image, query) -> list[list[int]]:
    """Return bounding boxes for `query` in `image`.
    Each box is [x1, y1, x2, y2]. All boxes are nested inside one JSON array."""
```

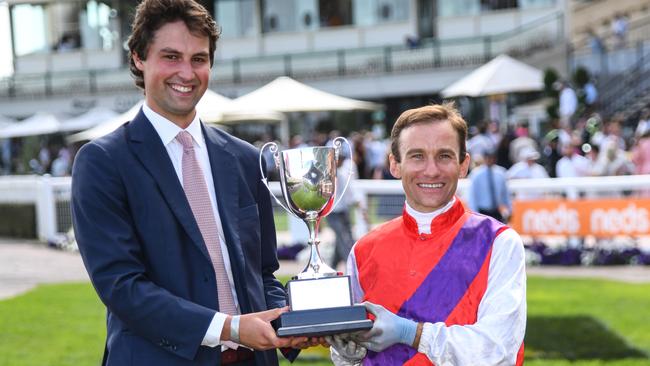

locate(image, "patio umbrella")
[[441, 54, 543, 98], [59, 107, 119, 133], [0, 113, 60, 139], [229, 76, 382, 112]]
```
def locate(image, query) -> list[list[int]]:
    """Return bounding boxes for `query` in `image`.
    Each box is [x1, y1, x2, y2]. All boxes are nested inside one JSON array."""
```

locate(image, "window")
[[480, 0, 519, 11], [261, 0, 297, 33], [319, 0, 352, 28], [438, 0, 480, 17], [11, 4, 48, 56], [10, 1, 118, 56], [82, 0, 118, 50], [519, 0, 556, 9], [354, 0, 410, 26], [215, 0, 255, 37]]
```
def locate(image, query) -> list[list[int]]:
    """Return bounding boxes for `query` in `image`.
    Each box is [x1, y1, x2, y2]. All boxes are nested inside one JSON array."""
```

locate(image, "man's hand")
[[357, 302, 417, 352], [237, 307, 308, 350], [292, 336, 329, 349], [326, 333, 367, 363]]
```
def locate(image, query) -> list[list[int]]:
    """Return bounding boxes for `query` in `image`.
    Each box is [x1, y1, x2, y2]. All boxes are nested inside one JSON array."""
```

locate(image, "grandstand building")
[[0, 0, 648, 128]]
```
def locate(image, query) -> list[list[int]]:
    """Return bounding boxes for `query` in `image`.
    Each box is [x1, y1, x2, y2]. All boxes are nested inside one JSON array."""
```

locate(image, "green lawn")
[[0, 276, 648, 366]]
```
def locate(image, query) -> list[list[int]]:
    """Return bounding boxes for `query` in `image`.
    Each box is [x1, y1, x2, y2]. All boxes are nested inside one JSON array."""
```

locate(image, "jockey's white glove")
[[357, 301, 417, 352]]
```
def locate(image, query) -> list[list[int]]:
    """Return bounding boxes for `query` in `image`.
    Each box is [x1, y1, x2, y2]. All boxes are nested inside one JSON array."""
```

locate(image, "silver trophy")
[[260, 137, 372, 337]]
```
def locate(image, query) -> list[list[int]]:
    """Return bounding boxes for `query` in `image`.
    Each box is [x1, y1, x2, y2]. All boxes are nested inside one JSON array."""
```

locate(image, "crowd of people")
[[0, 139, 72, 177]]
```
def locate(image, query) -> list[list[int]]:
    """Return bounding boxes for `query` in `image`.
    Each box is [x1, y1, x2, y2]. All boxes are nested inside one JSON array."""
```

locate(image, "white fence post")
[[36, 175, 57, 242]]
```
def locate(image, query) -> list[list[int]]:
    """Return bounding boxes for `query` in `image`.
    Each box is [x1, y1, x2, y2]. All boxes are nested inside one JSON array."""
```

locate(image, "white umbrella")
[[198, 89, 284, 123], [441, 54, 543, 98], [60, 107, 119, 133], [0, 115, 15, 128], [67, 101, 142, 143], [229, 76, 382, 112], [0, 113, 60, 139]]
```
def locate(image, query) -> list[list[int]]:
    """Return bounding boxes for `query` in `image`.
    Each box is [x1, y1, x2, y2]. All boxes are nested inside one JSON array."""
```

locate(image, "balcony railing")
[[0, 12, 563, 100]]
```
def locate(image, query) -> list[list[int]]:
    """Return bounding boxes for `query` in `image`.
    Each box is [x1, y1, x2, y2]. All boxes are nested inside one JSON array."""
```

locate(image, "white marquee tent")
[[229, 76, 382, 112], [0, 115, 15, 129], [60, 107, 119, 133], [0, 113, 61, 139], [67, 101, 143, 143], [441, 54, 544, 98]]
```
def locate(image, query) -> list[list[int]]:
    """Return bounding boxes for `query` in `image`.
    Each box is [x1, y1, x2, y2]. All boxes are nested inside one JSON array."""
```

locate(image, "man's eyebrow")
[[158, 48, 209, 58], [159, 47, 180, 54], [404, 147, 425, 155]]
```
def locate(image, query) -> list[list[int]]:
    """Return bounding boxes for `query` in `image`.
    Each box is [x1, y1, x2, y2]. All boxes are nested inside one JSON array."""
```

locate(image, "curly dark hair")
[[390, 102, 468, 163], [127, 0, 220, 89]]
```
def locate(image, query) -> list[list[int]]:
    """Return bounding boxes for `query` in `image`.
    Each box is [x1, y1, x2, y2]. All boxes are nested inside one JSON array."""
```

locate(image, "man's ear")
[[459, 153, 471, 178], [388, 154, 401, 179], [132, 52, 145, 71]]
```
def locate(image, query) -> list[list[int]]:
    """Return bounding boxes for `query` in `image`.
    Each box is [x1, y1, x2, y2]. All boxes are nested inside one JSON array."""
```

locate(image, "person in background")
[[509, 123, 538, 165], [635, 108, 650, 141], [469, 149, 512, 223], [327, 147, 368, 271], [507, 147, 549, 180], [558, 81, 578, 129], [586, 28, 605, 55], [632, 128, 650, 197], [507, 147, 549, 201], [556, 137, 592, 179], [612, 12, 629, 49], [328, 103, 526, 366], [71, 1, 311, 365]]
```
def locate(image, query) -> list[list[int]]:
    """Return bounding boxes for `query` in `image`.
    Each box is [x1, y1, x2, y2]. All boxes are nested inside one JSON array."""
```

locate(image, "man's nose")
[[176, 60, 194, 80], [422, 158, 438, 176]]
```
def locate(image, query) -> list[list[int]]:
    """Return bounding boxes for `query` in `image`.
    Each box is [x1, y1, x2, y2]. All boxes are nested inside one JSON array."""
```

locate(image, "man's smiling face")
[[133, 20, 210, 128], [389, 120, 470, 212]]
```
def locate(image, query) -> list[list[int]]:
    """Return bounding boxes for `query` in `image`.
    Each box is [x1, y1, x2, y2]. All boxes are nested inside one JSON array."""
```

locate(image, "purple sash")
[[364, 215, 503, 365]]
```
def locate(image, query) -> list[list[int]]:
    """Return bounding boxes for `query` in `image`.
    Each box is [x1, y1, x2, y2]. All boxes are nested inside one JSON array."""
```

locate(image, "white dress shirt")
[[142, 104, 239, 348], [345, 200, 527, 366]]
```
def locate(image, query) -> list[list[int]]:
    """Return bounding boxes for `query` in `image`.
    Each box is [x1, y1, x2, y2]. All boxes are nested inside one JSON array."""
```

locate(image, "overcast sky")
[[0, 3, 13, 77]]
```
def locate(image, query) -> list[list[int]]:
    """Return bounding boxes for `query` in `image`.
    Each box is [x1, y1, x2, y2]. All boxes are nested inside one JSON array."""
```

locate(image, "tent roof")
[[60, 107, 119, 133], [0, 115, 15, 129], [229, 76, 382, 112], [197, 89, 283, 124], [0, 113, 60, 139], [441, 54, 543, 98], [67, 101, 142, 143]]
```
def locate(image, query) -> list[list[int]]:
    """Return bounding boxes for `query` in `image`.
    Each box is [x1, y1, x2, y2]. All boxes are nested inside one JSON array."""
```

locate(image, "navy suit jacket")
[[71, 110, 286, 366]]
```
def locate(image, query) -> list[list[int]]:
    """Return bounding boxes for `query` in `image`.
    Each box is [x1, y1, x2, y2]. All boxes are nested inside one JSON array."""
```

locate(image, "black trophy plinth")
[[275, 275, 372, 337], [276, 305, 372, 337]]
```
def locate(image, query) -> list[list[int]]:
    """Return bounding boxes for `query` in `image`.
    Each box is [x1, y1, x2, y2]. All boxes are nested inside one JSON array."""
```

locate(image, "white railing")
[[1, 175, 649, 242]]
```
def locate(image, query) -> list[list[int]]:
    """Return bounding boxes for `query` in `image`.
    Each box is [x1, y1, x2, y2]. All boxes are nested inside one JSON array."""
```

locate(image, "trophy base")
[[276, 305, 372, 337]]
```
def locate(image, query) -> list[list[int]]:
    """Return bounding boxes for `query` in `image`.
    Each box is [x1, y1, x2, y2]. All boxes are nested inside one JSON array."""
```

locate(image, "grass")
[[0, 283, 105, 366], [0, 276, 648, 366]]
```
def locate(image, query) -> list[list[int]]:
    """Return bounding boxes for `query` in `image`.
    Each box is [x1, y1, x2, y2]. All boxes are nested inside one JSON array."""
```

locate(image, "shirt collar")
[[405, 197, 456, 224], [143, 102, 204, 148], [402, 197, 466, 237]]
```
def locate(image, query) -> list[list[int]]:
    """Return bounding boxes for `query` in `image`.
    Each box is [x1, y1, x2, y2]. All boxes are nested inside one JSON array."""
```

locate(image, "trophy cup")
[[260, 137, 372, 337]]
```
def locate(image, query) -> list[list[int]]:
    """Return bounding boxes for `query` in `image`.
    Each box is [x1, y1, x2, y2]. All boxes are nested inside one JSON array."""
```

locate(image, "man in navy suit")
[[71, 1, 308, 365]]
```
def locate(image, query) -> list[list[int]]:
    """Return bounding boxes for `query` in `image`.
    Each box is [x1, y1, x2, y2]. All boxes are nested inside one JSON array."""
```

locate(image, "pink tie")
[[176, 131, 238, 316]]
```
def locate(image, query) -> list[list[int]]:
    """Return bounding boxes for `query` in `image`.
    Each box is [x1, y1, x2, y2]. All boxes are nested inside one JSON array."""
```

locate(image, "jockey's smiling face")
[[389, 120, 470, 213]]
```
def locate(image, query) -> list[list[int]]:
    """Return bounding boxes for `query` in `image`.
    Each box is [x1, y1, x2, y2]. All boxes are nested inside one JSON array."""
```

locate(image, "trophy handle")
[[330, 137, 354, 213], [259, 141, 297, 217]]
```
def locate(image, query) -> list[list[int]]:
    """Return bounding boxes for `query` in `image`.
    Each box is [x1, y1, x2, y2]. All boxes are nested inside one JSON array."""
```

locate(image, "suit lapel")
[[126, 110, 210, 261], [202, 125, 250, 311]]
